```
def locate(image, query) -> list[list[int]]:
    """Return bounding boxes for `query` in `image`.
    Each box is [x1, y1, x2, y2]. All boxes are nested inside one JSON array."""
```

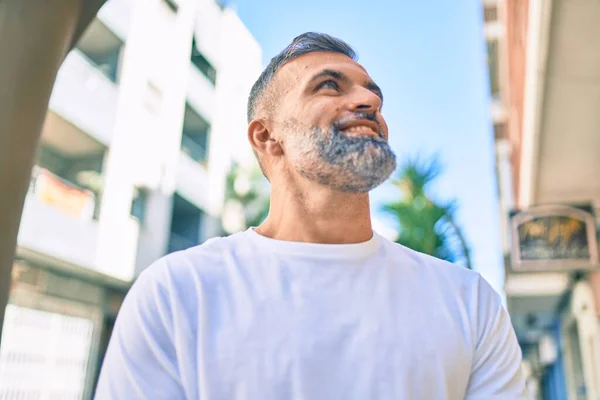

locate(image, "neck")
[[256, 180, 373, 245]]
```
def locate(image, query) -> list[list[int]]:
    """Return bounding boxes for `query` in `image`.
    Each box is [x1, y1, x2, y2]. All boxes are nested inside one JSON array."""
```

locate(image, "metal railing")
[[181, 134, 208, 164]]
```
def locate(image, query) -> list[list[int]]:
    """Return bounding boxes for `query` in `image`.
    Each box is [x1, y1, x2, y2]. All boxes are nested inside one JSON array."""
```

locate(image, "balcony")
[[97, 0, 133, 41], [181, 134, 207, 163], [192, 0, 222, 68], [484, 20, 505, 41], [191, 38, 217, 86], [181, 104, 210, 164], [187, 64, 216, 122], [490, 96, 507, 124], [176, 105, 211, 209], [168, 194, 204, 253], [17, 167, 100, 270], [49, 49, 118, 147], [18, 165, 142, 282], [486, 39, 500, 93], [76, 18, 123, 83], [16, 112, 110, 271], [49, 18, 123, 147], [505, 272, 570, 345], [483, 4, 498, 24], [176, 151, 210, 210]]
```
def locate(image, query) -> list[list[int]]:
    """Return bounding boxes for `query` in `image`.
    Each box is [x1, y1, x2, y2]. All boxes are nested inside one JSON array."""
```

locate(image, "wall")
[[96, 0, 197, 280], [49, 50, 119, 147], [77, 0, 262, 277], [205, 8, 263, 217], [192, 0, 223, 69], [18, 197, 100, 271], [505, 0, 529, 205]]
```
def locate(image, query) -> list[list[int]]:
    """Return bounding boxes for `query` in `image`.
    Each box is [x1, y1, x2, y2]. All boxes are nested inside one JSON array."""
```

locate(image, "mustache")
[[333, 112, 384, 139]]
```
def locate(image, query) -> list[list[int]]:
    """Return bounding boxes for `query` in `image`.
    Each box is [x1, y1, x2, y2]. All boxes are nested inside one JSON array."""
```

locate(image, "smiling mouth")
[[336, 117, 382, 138], [341, 125, 379, 137]]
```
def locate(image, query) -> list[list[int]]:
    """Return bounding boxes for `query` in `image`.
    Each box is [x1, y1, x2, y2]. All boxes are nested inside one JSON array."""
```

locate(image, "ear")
[[248, 119, 284, 157]]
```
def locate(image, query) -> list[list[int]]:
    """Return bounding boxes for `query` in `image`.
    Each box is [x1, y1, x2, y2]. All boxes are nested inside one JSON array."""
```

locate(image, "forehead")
[[278, 52, 370, 85]]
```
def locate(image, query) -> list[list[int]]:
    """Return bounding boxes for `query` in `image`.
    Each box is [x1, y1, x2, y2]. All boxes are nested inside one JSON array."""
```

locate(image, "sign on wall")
[[510, 205, 599, 272]]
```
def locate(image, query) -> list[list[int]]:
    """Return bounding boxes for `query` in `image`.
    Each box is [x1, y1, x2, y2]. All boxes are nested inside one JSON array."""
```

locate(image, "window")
[[36, 121, 106, 222], [486, 40, 500, 98], [130, 187, 148, 223], [168, 194, 204, 253], [181, 104, 210, 164], [163, 0, 179, 13], [76, 19, 123, 83], [191, 38, 217, 85], [567, 323, 586, 397], [493, 123, 505, 140], [484, 5, 498, 23]]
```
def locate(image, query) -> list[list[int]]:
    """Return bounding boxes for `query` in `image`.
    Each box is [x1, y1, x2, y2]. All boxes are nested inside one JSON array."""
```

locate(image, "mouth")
[[337, 119, 382, 138]]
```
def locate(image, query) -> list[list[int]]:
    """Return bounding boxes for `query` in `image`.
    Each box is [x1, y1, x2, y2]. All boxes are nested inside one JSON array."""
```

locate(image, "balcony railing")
[[29, 166, 96, 221], [74, 48, 120, 84], [483, 5, 498, 23], [18, 167, 101, 269], [187, 65, 216, 120], [181, 134, 208, 164], [51, 50, 119, 146]]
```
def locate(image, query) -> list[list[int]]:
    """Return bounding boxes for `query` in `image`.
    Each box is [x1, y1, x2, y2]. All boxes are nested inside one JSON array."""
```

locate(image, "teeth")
[[343, 126, 375, 134]]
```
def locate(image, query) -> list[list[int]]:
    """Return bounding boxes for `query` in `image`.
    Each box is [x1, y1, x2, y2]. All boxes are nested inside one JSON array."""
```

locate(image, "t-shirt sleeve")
[[465, 276, 530, 399], [94, 261, 185, 400]]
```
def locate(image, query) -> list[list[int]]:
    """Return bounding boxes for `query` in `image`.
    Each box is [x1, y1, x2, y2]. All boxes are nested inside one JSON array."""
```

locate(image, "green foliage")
[[224, 161, 270, 230], [383, 156, 472, 269]]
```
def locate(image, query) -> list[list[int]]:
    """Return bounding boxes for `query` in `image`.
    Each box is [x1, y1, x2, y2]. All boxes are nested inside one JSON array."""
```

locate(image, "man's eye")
[[316, 80, 340, 91]]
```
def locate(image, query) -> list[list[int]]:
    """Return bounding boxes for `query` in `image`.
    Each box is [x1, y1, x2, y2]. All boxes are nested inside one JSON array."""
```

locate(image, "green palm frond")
[[382, 155, 471, 268]]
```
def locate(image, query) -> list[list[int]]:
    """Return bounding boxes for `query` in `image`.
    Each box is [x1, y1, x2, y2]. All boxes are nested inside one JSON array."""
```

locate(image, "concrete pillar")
[[0, 0, 106, 346]]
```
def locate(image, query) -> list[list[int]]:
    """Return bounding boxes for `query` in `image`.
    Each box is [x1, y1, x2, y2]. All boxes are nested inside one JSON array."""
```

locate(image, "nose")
[[348, 86, 382, 112]]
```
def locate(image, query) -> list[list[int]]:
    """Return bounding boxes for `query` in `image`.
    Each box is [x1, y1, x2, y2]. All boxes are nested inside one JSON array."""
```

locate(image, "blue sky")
[[233, 0, 504, 292]]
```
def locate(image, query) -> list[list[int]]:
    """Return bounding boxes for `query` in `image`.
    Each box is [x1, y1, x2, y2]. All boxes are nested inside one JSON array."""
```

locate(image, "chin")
[[322, 162, 396, 193], [339, 174, 391, 193], [293, 139, 397, 193]]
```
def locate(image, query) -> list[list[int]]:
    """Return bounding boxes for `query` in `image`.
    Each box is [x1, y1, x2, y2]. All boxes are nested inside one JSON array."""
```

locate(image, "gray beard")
[[287, 122, 397, 193]]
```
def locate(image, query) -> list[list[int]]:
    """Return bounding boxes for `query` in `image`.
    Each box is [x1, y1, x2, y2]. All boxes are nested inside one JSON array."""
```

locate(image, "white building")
[[0, 0, 262, 398]]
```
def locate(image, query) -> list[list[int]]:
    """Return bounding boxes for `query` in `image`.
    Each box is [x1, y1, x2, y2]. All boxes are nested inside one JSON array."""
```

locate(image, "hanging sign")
[[510, 205, 598, 272]]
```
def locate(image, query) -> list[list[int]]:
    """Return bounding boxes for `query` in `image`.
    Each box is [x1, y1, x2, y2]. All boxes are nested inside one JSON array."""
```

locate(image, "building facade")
[[484, 0, 600, 398], [0, 0, 262, 397]]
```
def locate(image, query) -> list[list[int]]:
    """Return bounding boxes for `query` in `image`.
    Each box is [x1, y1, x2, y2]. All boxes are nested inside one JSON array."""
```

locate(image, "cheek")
[[307, 101, 342, 128]]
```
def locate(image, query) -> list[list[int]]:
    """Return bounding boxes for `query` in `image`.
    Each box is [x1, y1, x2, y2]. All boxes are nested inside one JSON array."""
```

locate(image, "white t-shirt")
[[96, 229, 528, 400]]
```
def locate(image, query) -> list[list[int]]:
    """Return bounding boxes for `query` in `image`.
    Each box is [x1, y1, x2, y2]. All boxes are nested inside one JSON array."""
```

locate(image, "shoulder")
[[377, 235, 503, 320], [378, 235, 483, 289], [131, 232, 250, 304], [144, 231, 247, 278]]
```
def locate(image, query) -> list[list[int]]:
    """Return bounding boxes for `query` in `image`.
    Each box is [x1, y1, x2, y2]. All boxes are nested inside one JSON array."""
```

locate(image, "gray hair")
[[247, 32, 357, 122]]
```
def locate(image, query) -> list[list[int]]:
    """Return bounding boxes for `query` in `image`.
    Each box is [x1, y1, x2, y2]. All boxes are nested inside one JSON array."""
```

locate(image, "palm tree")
[[382, 156, 472, 269]]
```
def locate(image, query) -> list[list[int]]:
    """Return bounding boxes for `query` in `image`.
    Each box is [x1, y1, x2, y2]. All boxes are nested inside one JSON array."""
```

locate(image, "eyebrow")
[[308, 69, 384, 103]]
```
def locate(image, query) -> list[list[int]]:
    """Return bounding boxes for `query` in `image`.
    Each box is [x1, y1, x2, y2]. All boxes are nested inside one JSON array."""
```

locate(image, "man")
[[96, 32, 528, 399]]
